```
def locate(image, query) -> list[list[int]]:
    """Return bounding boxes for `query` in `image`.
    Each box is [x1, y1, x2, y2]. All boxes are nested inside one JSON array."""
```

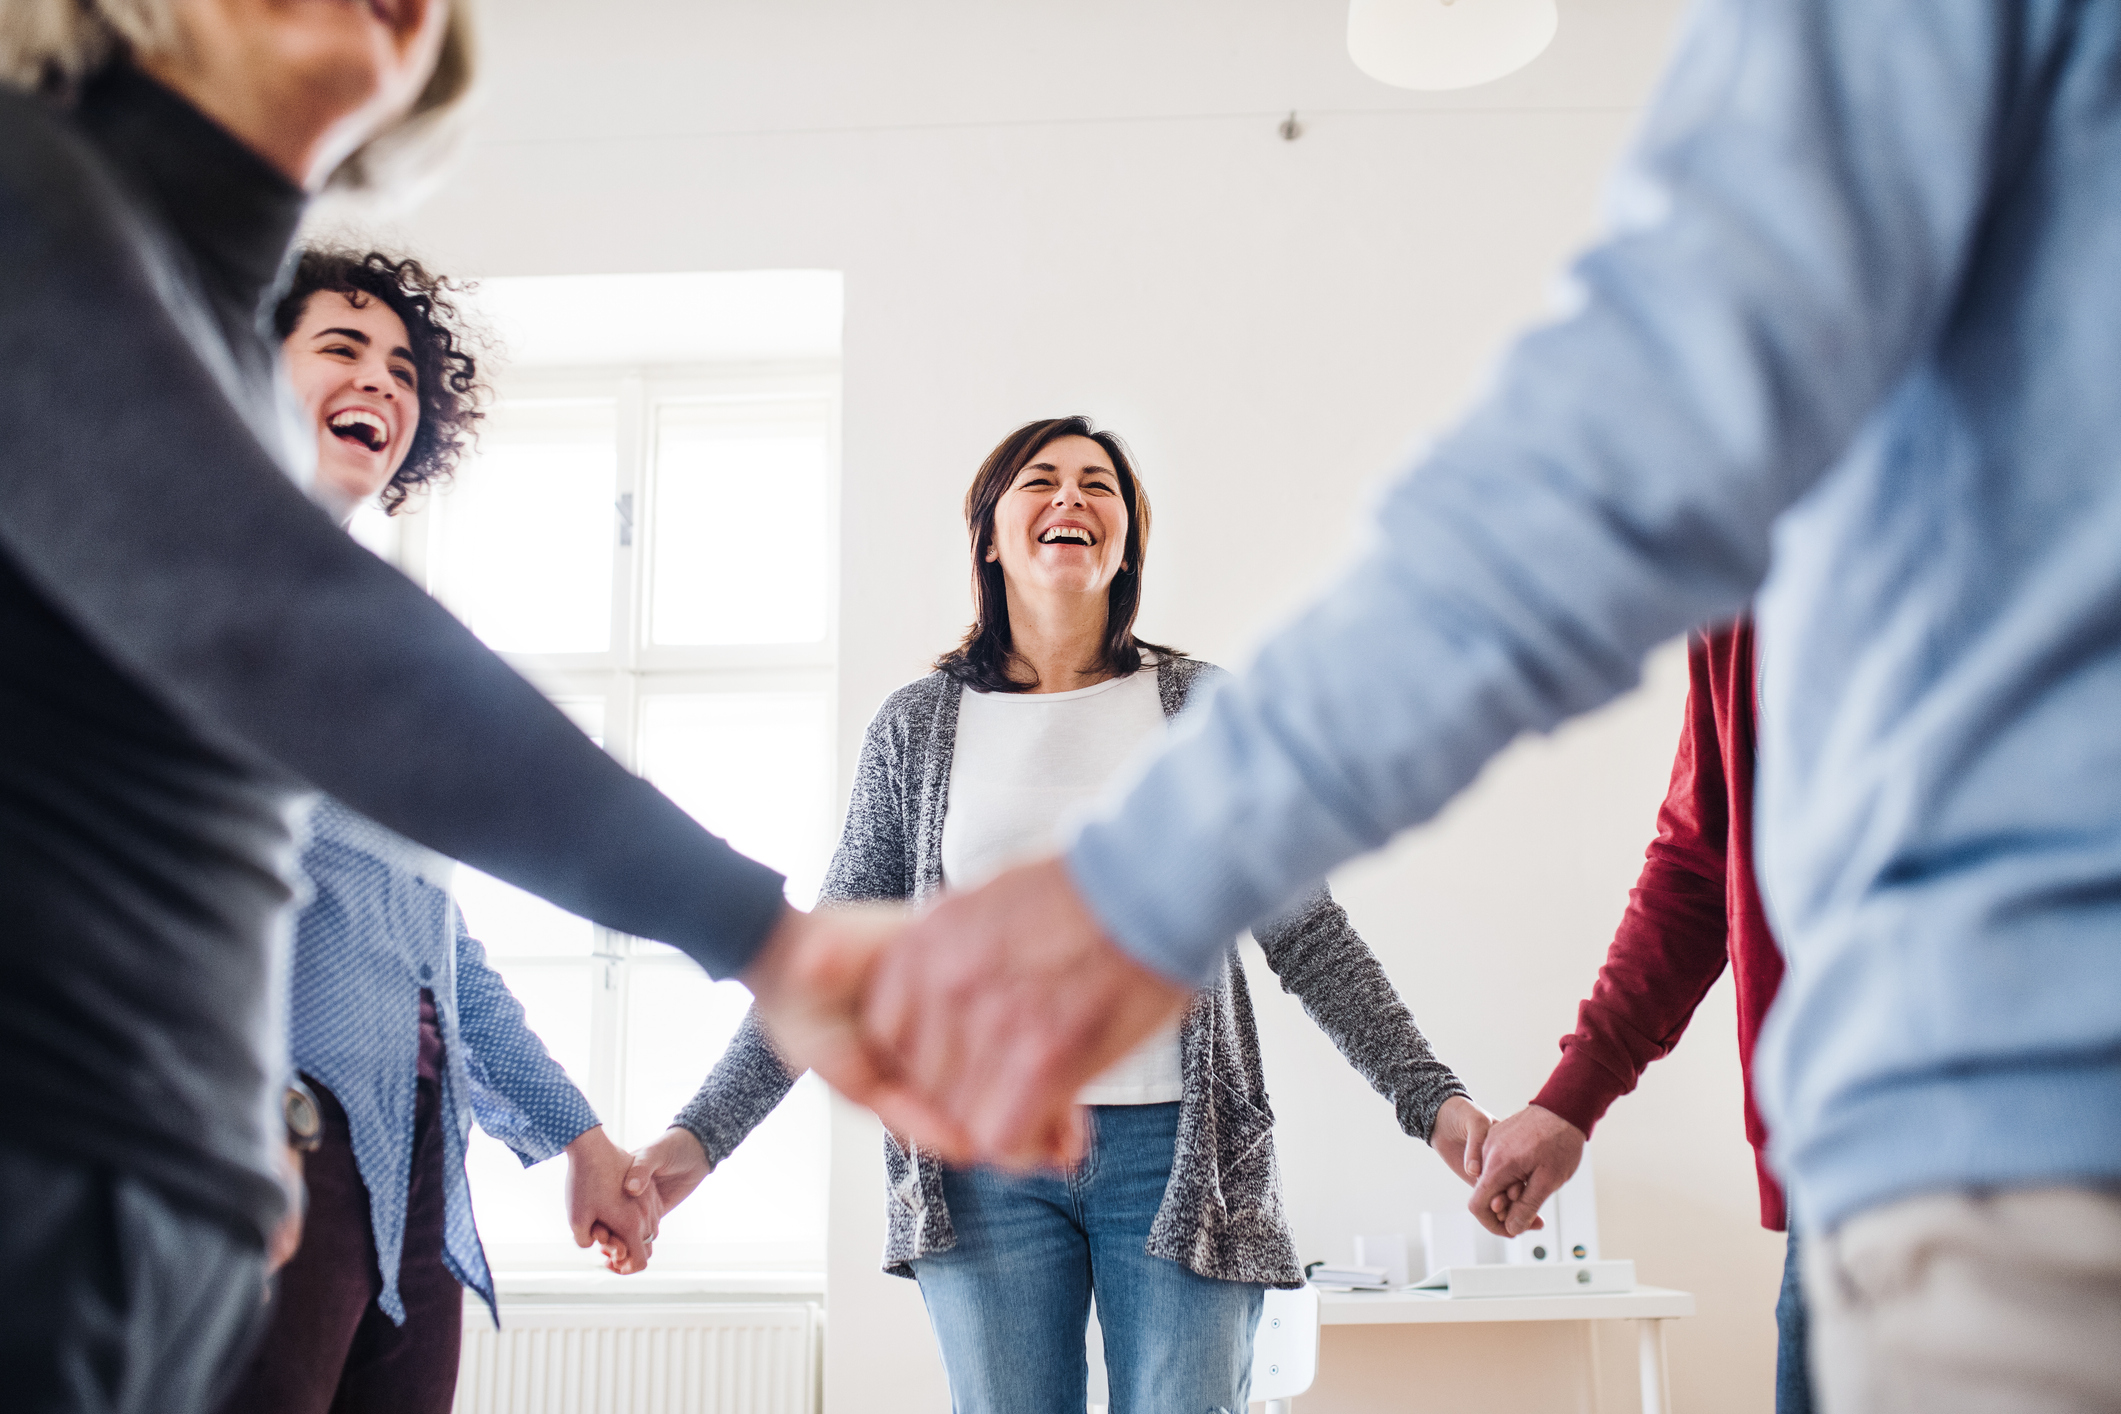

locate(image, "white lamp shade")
[[1347, 0, 1559, 91]]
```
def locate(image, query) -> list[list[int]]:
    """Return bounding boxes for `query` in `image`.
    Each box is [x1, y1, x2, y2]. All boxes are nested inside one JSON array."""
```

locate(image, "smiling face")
[[282, 289, 421, 522], [985, 434, 1132, 605]]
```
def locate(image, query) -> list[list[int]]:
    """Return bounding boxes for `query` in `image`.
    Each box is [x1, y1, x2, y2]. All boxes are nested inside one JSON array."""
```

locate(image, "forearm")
[[0, 217, 786, 977], [673, 1007, 801, 1167], [1535, 861, 1735, 1135], [1536, 629, 1740, 1136], [456, 924, 601, 1157], [1259, 891, 1466, 1141]]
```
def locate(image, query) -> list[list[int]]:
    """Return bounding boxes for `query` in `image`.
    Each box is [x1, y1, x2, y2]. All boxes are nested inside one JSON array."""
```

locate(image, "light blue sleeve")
[[1068, 0, 2030, 983], [453, 906, 601, 1166]]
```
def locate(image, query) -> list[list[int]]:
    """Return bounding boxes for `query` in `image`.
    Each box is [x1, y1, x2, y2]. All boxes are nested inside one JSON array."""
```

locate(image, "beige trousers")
[[1804, 1186, 2121, 1414]]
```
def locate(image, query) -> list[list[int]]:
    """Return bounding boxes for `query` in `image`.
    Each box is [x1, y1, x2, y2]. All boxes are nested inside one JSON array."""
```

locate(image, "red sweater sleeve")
[[1533, 632, 1736, 1136]]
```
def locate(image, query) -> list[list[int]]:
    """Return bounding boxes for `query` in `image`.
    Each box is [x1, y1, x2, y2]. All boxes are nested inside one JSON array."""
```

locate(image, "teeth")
[[328, 409, 387, 450], [330, 409, 385, 432], [1040, 526, 1093, 545]]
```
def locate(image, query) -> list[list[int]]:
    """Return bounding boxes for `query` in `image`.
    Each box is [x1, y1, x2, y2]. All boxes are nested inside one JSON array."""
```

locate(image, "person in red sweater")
[[1471, 619, 1810, 1413]]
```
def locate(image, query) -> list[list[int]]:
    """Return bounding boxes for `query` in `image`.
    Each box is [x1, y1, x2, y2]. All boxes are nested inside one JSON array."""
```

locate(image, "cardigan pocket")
[[1203, 1077, 1278, 1215]]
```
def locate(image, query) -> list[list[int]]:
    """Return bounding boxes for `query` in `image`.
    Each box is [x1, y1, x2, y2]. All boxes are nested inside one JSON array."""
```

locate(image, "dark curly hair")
[[273, 249, 488, 513]]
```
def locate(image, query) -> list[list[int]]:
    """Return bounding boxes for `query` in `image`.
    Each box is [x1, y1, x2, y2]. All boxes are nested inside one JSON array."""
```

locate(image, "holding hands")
[[606, 860, 1506, 1274], [1429, 1094, 1495, 1188], [567, 1125, 661, 1274], [1468, 1103, 1582, 1237], [859, 858, 1191, 1169], [741, 861, 1189, 1172]]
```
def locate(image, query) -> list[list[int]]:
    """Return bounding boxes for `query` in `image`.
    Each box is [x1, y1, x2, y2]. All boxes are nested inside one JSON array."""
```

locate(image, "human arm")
[[1469, 629, 1740, 1234], [1254, 888, 1483, 1174], [614, 1009, 796, 1236], [451, 915, 658, 1268], [0, 109, 785, 981], [453, 914, 602, 1162], [618, 700, 950, 1214], [1064, 0, 2022, 985]]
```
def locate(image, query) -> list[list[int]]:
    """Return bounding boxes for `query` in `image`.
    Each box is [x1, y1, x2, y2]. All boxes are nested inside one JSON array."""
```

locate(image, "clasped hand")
[[740, 858, 1189, 1171], [568, 1125, 661, 1274], [736, 858, 1514, 1186], [593, 862, 1516, 1273]]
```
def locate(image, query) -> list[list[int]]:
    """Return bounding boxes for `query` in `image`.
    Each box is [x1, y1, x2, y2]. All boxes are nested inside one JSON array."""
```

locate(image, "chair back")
[[1249, 1283, 1320, 1401]]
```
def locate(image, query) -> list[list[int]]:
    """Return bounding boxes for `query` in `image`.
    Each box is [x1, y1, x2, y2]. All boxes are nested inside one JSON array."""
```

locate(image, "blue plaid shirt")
[[290, 798, 600, 1325]]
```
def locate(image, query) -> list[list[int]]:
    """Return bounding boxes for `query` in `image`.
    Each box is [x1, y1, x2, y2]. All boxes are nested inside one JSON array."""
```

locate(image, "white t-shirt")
[[941, 669, 1184, 1105]]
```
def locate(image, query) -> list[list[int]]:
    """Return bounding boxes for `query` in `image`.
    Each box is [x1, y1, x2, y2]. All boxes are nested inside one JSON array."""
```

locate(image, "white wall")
[[395, 2, 1787, 1408]]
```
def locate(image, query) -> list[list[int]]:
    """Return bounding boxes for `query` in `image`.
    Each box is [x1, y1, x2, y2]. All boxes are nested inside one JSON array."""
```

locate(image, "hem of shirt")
[[1074, 1087, 1187, 1106], [1783, 1060, 2121, 1235]]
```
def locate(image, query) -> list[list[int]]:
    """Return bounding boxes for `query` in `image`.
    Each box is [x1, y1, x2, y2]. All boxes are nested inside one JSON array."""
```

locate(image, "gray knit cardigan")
[[675, 654, 1466, 1287]]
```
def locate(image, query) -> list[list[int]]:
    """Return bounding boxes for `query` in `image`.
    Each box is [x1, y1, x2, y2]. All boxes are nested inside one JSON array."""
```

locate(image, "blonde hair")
[[0, 0, 476, 192]]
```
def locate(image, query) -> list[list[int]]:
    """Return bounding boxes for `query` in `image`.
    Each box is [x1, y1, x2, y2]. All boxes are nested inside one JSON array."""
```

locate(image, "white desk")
[[1314, 1284, 1696, 1414]]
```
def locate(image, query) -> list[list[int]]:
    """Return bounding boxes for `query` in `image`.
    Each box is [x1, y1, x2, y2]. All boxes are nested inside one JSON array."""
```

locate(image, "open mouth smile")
[[328, 408, 389, 453], [1038, 526, 1095, 546]]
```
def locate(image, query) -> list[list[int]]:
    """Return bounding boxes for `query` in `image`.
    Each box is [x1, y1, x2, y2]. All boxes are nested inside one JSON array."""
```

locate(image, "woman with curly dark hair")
[[213, 252, 651, 1414], [274, 248, 486, 518]]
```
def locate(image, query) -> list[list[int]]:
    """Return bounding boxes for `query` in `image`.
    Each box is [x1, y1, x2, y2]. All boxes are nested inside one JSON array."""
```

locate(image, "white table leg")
[[1637, 1318, 1671, 1414], [1263, 1402, 1292, 1414]]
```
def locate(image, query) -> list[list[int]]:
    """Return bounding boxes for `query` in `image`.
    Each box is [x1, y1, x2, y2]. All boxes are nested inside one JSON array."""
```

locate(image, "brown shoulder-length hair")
[[936, 416, 1178, 693]]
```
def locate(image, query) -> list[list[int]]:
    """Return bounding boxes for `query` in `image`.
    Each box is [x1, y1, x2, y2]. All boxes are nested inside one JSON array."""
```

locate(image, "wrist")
[[1525, 1102, 1589, 1145], [667, 1125, 714, 1174], [1529, 1067, 1611, 1142], [739, 906, 808, 1010]]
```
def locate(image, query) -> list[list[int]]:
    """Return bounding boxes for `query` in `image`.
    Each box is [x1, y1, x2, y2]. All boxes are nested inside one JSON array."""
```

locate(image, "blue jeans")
[[912, 1103, 1264, 1414], [1777, 1229, 1813, 1414]]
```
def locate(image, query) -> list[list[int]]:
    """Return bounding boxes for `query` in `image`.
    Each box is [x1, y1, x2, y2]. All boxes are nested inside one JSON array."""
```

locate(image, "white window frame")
[[384, 357, 841, 1272]]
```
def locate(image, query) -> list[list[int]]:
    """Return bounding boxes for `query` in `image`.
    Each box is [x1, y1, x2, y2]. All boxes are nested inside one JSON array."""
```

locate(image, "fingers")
[[1470, 1184, 1513, 1236], [1499, 1164, 1563, 1237], [958, 1000, 1084, 1170], [866, 1083, 975, 1165], [809, 1016, 973, 1158], [623, 1151, 656, 1200], [591, 1220, 625, 1272], [1461, 1108, 1492, 1181], [1467, 1160, 1520, 1235]]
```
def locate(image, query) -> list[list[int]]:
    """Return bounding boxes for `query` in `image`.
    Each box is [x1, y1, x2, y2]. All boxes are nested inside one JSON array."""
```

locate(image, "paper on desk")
[[1305, 1263, 1391, 1291]]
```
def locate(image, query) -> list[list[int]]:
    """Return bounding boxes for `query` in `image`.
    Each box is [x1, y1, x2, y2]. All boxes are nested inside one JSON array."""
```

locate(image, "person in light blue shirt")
[[217, 250, 650, 1414], [858, 3, 2121, 1407]]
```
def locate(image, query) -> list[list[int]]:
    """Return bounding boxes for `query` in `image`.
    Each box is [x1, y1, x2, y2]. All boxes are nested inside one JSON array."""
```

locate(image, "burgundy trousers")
[[215, 1076, 463, 1414]]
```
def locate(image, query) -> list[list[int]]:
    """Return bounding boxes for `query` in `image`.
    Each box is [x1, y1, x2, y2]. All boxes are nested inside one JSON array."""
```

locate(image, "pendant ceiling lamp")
[[1347, 0, 1559, 91]]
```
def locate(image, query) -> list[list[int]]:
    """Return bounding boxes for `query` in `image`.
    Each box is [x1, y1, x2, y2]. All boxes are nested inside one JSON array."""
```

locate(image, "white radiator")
[[455, 1301, 821, 1414]]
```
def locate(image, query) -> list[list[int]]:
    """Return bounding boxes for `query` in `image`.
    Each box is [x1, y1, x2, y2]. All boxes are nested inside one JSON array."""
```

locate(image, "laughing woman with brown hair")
[[623, 416, 1496, 1413]]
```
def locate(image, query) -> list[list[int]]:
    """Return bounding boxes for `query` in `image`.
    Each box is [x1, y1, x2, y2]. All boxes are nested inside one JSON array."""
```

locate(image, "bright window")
[[379, 278, 840, 1273]]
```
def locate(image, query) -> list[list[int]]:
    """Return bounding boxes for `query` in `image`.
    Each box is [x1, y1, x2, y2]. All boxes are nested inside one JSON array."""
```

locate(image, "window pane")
[[453, 866, 597, 959], [636, 692, 833, 908], [649, 408, 829, 646], [431, 400, 617, 654], [621, 960, 826, 1262]]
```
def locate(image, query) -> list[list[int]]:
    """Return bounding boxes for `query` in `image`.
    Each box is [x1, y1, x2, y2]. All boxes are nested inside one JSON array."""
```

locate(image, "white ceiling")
[[463, 0, 1689, 149]]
